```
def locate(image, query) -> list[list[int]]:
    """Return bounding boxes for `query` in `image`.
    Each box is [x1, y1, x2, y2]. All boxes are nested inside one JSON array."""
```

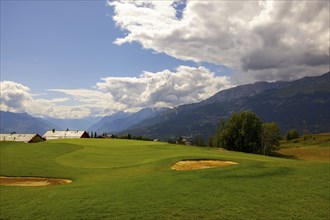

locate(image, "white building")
[[0, 133, 45, 143], [43, 130, 90, 140]]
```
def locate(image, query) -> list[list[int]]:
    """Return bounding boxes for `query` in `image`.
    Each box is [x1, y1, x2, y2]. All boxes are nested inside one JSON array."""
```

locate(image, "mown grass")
[[0, 138, 329, 219]]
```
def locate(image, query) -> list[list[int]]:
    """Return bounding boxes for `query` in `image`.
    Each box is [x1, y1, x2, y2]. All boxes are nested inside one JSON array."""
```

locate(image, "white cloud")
[[46, 88, 122, 116], [109, 0, 330, 83], [0, 81, 33, 113], [0, 81, 92, 119], [96, 65, 231, 108], [0, 66, 231, 118]]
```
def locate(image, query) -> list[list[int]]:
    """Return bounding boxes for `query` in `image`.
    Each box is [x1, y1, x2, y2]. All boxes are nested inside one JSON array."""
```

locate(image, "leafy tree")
[[261, 122, 281, 155], [209, 118, 226, 148], [286, 129, 299, 140], [214, 112, 262, 153]]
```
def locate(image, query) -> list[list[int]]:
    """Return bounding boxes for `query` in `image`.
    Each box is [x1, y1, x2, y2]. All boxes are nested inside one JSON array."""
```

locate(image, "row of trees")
[[209, 112, 281, 155], [90, 131, 98, 138], [105, 133, 153, 141]]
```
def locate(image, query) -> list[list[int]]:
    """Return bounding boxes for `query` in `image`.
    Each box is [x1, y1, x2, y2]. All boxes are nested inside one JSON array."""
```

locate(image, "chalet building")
[[43, 130, 90, 140], [0, 133, 45, 143]]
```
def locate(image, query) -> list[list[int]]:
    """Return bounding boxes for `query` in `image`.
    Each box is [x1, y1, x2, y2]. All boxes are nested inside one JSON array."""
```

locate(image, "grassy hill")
[[275, 133, 330, 160], [0, 139, 329, 219]]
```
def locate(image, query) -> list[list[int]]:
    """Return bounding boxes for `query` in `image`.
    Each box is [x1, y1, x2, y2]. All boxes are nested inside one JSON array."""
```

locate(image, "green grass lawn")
[[1, 139, 329, 219]]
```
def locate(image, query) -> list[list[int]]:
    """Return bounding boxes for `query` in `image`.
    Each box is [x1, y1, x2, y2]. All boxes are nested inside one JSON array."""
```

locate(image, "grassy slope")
[[0, 139, 329, 219], [276, 133, 330, 160]]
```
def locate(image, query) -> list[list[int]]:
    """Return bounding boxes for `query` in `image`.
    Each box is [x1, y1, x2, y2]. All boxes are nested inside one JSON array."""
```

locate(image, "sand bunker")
[[0, 176, 72, 186], [171, 160, 238, 170]]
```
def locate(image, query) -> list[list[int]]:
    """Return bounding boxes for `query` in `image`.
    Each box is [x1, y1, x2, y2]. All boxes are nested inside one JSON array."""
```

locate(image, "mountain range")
[[88, 107, 169, 134], [0, 111, 54, 134], [0, 107, 169, 135], [1, 72, 329, 139], [121, 72, 330, 140], [44, 116, 101, 131]]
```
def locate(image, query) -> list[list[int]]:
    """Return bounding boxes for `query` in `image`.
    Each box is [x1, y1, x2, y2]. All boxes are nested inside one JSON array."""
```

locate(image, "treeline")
[[173, 111, 303, 156], [95, 133, 154, 141], [116, 133, 153, 141]]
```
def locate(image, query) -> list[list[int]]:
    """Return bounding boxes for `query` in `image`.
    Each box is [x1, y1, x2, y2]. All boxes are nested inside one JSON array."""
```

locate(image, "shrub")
[[286, 129, 299, 141]]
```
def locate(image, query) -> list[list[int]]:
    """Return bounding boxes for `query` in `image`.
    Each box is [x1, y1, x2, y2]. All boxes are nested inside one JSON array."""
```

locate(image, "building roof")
[[0, 133, 41, 143], [43, 130, 88, 140]]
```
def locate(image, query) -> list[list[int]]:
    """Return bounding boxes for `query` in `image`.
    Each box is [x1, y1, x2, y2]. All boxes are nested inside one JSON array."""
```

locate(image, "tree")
[[286, 129, 299, 140], [167, 138, 176, 144], [210, 119, 225, 147], [110, 134, 118, 139], [261, 122, 281, 155], [193, 136, 205, 147], [213, 112, 262, 153], [209, 118, 226, 147]]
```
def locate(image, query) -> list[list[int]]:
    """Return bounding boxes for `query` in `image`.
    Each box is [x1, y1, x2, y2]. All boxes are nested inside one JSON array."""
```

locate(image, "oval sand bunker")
[[0, 176, 72, 186], [171, 160, 238, 170]]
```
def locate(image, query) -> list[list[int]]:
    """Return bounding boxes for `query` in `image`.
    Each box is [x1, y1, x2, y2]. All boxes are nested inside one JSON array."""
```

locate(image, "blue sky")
[[1, 1, 199, 92], [0, 1, 328, 119]]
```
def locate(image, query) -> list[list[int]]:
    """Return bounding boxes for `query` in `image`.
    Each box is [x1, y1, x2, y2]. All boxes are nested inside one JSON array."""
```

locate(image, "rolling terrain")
[[0, 138, 329, 219], [275, 133, 330, 160]]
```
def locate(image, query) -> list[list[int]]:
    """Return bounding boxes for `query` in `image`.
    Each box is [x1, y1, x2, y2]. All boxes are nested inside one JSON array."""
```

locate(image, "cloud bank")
[[0, 81, 33, 113], [0, 81, 92, 119], [109, 0, 329, 83], [96, 66, 230, 108], [0, 66, 231, 118]]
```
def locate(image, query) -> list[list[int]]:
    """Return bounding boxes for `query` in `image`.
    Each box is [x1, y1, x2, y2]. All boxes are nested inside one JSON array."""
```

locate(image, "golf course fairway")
[[0, 139, 329, 219]]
